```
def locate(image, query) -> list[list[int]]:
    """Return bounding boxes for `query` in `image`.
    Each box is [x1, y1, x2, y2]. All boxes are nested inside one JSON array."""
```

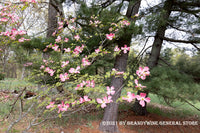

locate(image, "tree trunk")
[[132, 0, 174, 116], [47, 0, 58, 38], [99, 51, 129, 133], [148, 0, 174, 68], [42, 0, 59, 59], [99, 1, 141, 132], [21, 66, 25, 80]]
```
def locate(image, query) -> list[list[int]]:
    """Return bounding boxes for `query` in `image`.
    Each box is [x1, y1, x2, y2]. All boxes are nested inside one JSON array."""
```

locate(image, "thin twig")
[[4, 87, 27, 120], [6, 102, 36, 133]]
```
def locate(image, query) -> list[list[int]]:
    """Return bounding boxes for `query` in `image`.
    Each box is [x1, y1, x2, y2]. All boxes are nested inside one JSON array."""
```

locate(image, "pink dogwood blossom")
[[136, 66, 150, 80], [82, 57, 91, 66], [69, 66, 80, 74], [58, 21, 63, 30], [48, 69, 55, 76], [74, 35, 80, 41], [96, 96, 113, 108], [121, 45, 130, 53], [52, 44, 59, 51], [114, 46, 120, 52], [134, 79, 146, 89], [95, 48, 100, 53], [88, 80, 95, 88], [61, 61, 69, 68], [122, 92, 136, 103], [55, 36, 61, 43], [112, 68, 124, 75], [64, 48, 71, 52], [75, 80, 95, 90], [136, 93, 151, 107], [60, 73, 69, 82], [79, 96, 91, 103], [57, 101, 70, 113], [106, 33, 115, 40], [73, 44, 84, 55], [64, 38, 69, 42], [0, 17, 8, 22], [121, 20, 130, 26], [18, 37, 25, 42], [46, 102, 55, 109], [40, 65, 45, 69], [106, 86, 115, 95]]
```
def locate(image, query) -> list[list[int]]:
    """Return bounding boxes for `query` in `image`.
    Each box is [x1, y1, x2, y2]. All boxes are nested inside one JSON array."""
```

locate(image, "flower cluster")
[[122, 92, 150, 107], [59, 73, 69, 82], [43, 67, 55, 76], [82, 57, 91, 66], [96, 86, 115, 108], [96, 96, 113, 108], [106, 33, 115, 40], [113, 45, 130, 54], [79, 96, 91, 103], [73, 44, 84, 55], [112, 68, 124, 75], [69, 66, 80, 74], [46, 95, 92, 113], [136, 66, 150, 80], [23, 62, 33, 67], [89, 15, 101, 27], [0, 3, 30, 43], [0, 28, 27, 41], [120, 20, 130, 27], [122, 67, 151, 107], [20, 0, 37, 3], [75, 80, 95, 90]]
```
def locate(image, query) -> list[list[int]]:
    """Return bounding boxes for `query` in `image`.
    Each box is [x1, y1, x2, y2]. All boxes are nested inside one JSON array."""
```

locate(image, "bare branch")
[[163, 37, 199, 44]]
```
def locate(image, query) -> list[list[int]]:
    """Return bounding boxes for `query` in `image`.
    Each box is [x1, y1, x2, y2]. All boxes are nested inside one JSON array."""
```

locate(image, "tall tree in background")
[[44, 0, 65, 59], [99, 0, 141, 132], [133, 0, 200, 115], [133, 0, 174, 116], [147, 0, 174, 69]]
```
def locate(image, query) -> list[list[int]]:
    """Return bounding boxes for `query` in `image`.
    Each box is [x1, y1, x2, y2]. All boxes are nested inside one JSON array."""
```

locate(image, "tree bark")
[[47, 0, 58, 38], [147, 0, 174, 69], [99, 1, 141, 132], [132, 0, 174, 116], [99, 50, 129, 133], [42, 0, 59, 59]]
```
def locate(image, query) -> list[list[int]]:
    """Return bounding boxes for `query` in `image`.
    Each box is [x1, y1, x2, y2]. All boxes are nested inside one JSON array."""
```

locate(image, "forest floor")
[[1, 103, 200, 133], [0, 79, 200, 133]]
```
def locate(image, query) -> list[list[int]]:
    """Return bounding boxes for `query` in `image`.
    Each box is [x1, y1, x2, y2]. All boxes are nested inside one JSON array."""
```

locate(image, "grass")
[[0, 78, 37, 91], [148, 93, 200, 118], [0, 101, 12, 119]]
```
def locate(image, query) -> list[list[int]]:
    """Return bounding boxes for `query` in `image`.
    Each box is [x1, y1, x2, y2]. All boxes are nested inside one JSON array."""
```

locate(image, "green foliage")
[[144, 67, 200, 105], [175, 52, 200, 79], [160, 48, 200, 80], [20, 37, 55, 52]]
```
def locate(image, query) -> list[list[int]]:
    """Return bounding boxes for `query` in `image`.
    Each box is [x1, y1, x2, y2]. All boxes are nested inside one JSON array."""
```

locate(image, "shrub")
[[144, 67, 200, 105]]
